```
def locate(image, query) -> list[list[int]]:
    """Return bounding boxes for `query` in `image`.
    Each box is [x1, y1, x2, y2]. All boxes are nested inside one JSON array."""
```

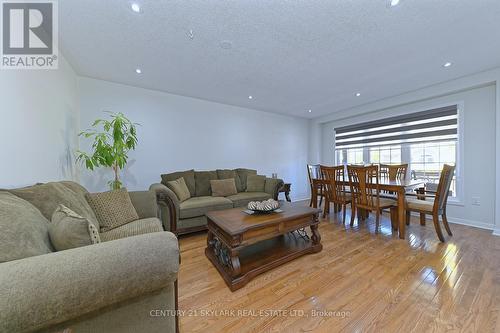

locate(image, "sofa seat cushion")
[[227, 192, 272, 208], [100, 217, 163, 242], [179, 196, 233, 219], [0, 192, 53, 262]]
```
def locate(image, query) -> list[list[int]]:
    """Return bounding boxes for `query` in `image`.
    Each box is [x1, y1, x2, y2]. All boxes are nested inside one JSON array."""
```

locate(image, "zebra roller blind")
[[335, 105, 458, 149]]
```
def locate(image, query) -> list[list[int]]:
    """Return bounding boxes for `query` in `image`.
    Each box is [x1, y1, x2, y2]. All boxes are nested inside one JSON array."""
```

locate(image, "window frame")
[[333, 102, 464, 205]]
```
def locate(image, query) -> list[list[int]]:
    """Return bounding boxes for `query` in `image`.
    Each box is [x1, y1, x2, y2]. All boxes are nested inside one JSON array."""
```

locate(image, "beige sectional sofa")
[[150, 168, 284, 235], [0, 181, 179, 333]]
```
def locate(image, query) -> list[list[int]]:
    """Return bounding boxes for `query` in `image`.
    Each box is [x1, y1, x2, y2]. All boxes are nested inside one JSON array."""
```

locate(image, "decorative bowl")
[[247, 199, 280, 213]]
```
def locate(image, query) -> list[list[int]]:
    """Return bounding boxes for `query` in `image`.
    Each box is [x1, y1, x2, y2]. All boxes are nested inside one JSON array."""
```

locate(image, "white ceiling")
[[59, 0, 500, 119]]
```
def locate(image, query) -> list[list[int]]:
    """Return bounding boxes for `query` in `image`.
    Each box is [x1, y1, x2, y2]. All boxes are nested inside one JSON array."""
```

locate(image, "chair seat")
[[379, 193, 397, 199], [329, 192, 352, 203], [406, 198, 434, 213], [378, 198, 397, 208]]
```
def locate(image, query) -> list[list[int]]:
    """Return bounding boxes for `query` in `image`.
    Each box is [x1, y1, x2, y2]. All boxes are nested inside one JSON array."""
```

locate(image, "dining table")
[[311, 178, 424, 239]]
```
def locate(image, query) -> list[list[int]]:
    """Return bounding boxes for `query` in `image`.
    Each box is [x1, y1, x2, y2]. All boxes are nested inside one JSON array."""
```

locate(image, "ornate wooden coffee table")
[[205, 203, 322, 291]]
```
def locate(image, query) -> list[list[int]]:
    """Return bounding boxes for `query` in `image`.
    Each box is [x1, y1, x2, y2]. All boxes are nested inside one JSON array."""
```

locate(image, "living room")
[[1, 1, 500, 332]]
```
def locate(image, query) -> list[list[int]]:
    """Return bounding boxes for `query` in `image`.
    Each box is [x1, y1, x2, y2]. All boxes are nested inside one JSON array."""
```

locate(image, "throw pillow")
[[49, 205, 101, 251], [246, 175, 266, 192], [210, 179, 238, 197], [161, 169, 196, 196], [216, 169, 243, 192], [85, 188, 139, 232], [166, 177, 191, 202], [194, 171, 218, 196]]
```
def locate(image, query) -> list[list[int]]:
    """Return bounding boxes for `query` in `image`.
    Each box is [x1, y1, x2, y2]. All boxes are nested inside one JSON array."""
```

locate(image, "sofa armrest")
[[150, 183, 180, 233], [128, 190, 158, 219], [265, 178, 284, 200], [0, 232, 179, 333]]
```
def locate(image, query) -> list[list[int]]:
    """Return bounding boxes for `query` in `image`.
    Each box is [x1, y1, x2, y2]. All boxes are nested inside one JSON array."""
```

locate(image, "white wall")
[[78, 78, 310, 200], [0, 55, 79, 188]]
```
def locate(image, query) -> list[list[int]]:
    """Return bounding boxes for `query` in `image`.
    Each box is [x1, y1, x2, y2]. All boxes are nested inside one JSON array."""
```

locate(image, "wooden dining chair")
[[405, 164, 455, 242], [320, 165, 352, 224], [347, 165, 398, 232], [379, 163, 408, 182], [378, 164, 408, 199], [308, 164, 325, 207]]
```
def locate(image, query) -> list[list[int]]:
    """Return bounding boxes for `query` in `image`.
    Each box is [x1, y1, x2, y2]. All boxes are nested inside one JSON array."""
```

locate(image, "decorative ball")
[[247, 199, 280, 212]]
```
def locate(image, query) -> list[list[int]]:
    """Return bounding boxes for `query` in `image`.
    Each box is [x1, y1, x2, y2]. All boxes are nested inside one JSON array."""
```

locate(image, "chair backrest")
[[307, 164, 321, 185], [347, 165, 380, 210], [434, 164, 456, 212], [379, 163, 408, 181], [320, 165, 347, 203]]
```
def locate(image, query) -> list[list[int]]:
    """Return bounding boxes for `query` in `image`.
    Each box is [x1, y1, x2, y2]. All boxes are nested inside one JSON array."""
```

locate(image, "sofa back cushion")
[[85, 188, 139, 232], [0, 191, 53, 262], [161, 170, 195, 197], [246, 175, 266, 192], [128, 190, 158, 219], [9, 182, 100, 229], [236, 168, 257, 192], [210, 179, 238, 197], [217, 169, 244, 192], [166, 178, 191, 202], [194, 171, 218, 196]]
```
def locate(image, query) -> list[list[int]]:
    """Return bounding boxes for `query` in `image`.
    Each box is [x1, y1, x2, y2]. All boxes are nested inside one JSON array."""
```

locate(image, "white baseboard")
[[408, 212, 494, 231], [492, 228, 500, 236], [447, 217, 495, 231], [291, 197, 310, 203]]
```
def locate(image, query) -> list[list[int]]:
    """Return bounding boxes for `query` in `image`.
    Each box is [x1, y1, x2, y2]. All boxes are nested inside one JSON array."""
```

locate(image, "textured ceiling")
[[59, 0, 500, 118]]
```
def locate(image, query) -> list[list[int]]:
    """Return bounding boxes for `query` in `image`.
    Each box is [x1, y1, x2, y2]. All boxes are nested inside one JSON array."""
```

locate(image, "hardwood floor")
[[178, 205, 500, 332]]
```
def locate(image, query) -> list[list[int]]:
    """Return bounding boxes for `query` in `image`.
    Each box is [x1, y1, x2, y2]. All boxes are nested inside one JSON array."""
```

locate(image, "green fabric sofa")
[[0, 181, 179, 333], [150, 168, 284, 235]]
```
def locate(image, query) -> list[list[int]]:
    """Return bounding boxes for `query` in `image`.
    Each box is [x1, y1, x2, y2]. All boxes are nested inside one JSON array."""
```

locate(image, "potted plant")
[[76, 112, 139, 190]]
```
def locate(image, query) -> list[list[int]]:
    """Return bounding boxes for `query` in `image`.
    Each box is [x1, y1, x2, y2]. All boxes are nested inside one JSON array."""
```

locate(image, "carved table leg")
[[310, 219, 323, 252], [207, 229, 214, 248], [229, 249, 241, 277]]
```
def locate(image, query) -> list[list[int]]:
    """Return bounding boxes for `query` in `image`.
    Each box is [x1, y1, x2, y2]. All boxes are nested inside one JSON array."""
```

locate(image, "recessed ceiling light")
[[443, 62, 452, 68], [130, 2, 141, 13], [308, 109, 312, 113], [355, 92, 361, 97], [220, 40, 233, 50], [135, 68, 142, 74], [390, 0, 400, 6], [248, 95, 253, 100]]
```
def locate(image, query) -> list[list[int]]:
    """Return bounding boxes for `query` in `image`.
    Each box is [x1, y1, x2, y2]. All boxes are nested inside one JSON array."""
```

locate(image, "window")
[[346, 148, 363, 164], [369, 145, 401, 164], [334, 105, 460, 199]]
